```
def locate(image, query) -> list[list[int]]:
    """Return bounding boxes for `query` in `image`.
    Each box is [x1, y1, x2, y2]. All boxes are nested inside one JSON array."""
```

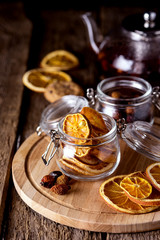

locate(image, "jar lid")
[[39, 95, 88, 134], [122, 11, 160, 38], [121, 121, 160, 161]]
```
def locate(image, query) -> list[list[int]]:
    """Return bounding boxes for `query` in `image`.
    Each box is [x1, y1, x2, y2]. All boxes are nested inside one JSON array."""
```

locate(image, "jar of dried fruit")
[[56, 110, 121, 181], [87, 76, 160, 124], [37, 102, 121, 180]]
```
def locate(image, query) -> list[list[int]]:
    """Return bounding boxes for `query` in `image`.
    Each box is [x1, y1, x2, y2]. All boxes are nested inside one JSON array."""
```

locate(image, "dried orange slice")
[[22, 68, 72, 92], [90, 145, 117, 163], [74, 146, 91, 158], [80, 107, 109, 135], [59, 158, 92, 176], [146, 163, 160, 191], [59, 157, 114, 175], [75, 151, 100, 165], [120, 175, 152, 199], [99, 175, 159, 214], [40, 50, 79, 71], [122, 171, 160, 206], [63, 113, 90, 139]]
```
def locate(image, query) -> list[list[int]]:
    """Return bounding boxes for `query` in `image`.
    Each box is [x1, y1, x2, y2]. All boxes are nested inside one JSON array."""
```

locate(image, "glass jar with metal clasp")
[[36, 95, 121, 181], [87, 76, 160, 124]]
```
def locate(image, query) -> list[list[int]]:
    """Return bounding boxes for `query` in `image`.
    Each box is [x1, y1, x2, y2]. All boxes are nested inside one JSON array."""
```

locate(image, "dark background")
[[1, 0, 159, 25], [1, 0, 160, 9]]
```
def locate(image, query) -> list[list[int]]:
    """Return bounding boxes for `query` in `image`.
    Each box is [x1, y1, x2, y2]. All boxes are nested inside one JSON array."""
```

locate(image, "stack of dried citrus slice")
[[59, 107, 117, 176], [99, 163, 160, 214], [22, 50, 83, 102]]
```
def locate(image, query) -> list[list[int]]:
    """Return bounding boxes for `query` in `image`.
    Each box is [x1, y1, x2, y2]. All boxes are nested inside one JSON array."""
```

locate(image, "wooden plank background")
[[0, 2, 32, 236], [0, 2, 160, 239]]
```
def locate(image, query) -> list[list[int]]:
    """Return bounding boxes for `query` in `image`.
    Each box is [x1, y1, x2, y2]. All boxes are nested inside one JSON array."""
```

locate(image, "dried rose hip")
[[49, 171, 62, 179], [126, 114, 134, 123], [51, 184, 71, 195], [56, 174, 70, 185], [40, 175, 56, 188]]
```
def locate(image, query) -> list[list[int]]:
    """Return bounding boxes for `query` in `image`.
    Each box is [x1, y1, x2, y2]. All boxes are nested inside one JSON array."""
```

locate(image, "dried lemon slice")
[[63, 113, 90, 139], [22, 68, 72, 92], [40, 50, 79, 71]]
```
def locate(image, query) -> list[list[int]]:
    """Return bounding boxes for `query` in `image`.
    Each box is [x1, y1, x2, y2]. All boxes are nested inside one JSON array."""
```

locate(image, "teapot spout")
[[81, 12, 103, 54]]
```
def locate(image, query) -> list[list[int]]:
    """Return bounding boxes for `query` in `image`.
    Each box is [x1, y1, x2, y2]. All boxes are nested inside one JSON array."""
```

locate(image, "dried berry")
[[126, 114, 134, 123], [51, 184, 71, 195], [49, 171, 62, 179], [40, 175, 56, 188], [56, 174, 70, 185]]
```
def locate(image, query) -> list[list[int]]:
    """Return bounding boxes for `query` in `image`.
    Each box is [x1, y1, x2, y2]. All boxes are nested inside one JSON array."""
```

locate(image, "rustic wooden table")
[[0, 2, 160, 239]]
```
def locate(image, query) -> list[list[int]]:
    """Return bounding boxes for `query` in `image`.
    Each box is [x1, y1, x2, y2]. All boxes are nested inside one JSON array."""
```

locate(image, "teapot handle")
[[81, 12, 103, 54]]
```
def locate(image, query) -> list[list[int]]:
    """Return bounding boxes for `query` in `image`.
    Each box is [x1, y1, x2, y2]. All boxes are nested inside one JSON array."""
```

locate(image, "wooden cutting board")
[[12, 132, 160, 233]]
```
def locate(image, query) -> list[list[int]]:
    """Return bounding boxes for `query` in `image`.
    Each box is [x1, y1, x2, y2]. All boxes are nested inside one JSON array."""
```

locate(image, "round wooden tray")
[[12, 132, 160, 233]]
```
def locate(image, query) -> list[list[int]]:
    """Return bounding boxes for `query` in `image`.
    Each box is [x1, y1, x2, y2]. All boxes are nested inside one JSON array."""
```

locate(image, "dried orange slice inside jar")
[[63, 113, 90, 140]]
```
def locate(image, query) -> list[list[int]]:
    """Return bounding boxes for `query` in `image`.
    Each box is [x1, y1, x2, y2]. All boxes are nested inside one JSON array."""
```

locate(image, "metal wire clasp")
[[117, 118, 126, 134], [36, 126, 43, 136], [86, 88, 96, 106], [152, 86, 160, 111], [42, 130, 60, 166]]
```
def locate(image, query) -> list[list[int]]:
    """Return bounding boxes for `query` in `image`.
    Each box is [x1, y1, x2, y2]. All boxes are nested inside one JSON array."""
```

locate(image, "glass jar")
[[56, 113, 120, 181], [37, 96, 121, 181], [87, 76, 160, 124]]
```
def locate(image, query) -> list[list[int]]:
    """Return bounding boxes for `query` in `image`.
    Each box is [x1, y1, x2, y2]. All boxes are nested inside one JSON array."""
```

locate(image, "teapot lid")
[[122, 11, 160, 38], [121, 120, 160, 161]]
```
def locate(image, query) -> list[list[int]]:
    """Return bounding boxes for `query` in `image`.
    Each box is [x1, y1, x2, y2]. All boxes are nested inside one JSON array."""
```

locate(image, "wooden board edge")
[[11, 132, 160, 233]]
